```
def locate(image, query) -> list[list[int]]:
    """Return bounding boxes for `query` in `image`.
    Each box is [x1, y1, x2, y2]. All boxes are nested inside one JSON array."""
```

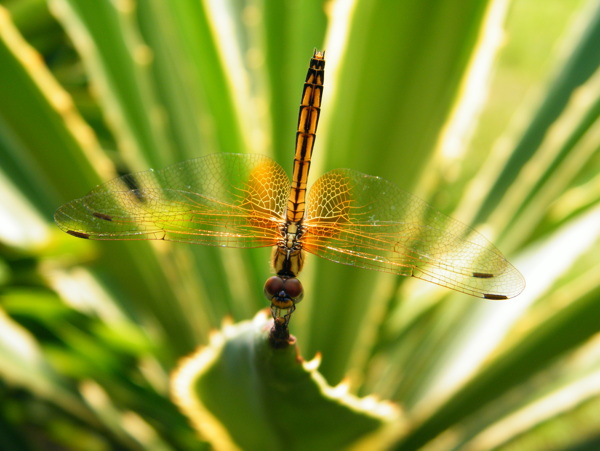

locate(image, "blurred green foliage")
[[0, 0, 599, 449]]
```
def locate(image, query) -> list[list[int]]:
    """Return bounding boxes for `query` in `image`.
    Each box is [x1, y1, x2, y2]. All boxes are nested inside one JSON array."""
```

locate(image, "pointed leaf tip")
[[171, 311, 403, 450]]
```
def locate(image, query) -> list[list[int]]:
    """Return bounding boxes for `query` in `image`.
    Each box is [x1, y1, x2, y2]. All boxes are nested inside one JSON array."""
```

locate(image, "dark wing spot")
[[473, 272, 494, 279], [120, 173, 146, 202], [484, 293, 508, 300], [67, 230, 90, 239], [120, 172, 139, 191], [93, 212, 113, 221]]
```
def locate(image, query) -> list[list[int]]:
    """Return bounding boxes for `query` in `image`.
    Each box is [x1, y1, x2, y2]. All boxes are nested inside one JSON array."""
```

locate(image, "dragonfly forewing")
[[303, 168, 525, 299], [54, 153, 290, 248]]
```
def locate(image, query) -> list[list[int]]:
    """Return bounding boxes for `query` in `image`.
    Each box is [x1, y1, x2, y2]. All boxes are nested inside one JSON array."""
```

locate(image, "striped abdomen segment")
[[286, 50, 325, 224]]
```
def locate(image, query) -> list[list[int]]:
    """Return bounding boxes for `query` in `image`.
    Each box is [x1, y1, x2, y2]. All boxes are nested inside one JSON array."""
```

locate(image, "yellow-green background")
[[0, 0, 599, 449]]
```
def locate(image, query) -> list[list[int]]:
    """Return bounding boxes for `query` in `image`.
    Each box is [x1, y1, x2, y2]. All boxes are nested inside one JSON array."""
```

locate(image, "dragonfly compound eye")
[[264, 276, 285, 301], [263, 276, 304, 303], [283, 278, 304, 303]]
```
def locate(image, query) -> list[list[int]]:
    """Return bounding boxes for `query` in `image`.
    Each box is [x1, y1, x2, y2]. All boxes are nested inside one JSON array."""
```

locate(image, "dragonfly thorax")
[[282, 222, 303, 250], [272, 221, 305, 277]]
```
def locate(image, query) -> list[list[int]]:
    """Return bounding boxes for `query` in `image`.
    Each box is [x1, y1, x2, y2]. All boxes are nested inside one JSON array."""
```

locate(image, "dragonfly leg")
[[269, 304, 295, 348]]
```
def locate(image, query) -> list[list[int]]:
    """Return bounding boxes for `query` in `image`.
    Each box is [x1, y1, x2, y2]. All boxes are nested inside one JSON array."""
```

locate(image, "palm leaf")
[[0, 0, 598, 449]]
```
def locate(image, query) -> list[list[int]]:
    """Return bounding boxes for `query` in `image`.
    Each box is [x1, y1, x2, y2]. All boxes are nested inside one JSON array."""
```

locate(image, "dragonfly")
[[55, 50, 525, 347]]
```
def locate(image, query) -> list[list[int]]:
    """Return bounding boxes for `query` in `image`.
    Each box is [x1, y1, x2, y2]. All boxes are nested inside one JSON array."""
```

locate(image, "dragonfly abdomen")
[[286, 50, 325, 224]]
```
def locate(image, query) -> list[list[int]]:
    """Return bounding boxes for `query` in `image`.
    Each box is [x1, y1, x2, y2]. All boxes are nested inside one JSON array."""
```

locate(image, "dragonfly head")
[[264, 275, 303, 348], [264, 275, 304, 304]]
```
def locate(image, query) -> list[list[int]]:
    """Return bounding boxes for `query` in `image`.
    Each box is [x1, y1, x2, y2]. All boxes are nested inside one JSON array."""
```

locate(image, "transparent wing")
[[55, 153, 290, 248], [304, 169, 525, 299]]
